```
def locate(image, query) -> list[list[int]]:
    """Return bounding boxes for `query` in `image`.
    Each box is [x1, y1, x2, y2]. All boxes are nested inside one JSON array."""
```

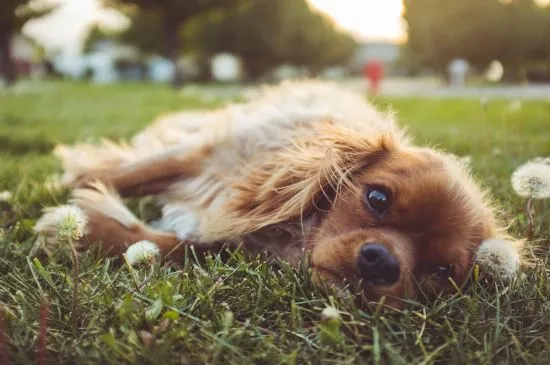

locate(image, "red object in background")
[[363, 59, 384, 96]]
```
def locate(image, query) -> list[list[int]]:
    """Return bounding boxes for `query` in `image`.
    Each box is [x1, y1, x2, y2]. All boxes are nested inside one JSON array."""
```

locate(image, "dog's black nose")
[[357, 243, 400, 285]]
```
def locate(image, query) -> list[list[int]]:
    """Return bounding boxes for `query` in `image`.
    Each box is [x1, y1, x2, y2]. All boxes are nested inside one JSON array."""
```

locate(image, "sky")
[[23, 0, 406, 55]]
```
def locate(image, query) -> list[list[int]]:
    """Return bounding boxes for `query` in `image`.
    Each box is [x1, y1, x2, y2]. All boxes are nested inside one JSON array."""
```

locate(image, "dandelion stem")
[[68, 239, 80, 336], [525, 196, 534, 240]]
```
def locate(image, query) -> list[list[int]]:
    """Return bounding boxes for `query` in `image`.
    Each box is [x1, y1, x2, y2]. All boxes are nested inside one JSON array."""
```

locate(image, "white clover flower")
[[508, 100, 522, 112], [55, 205, 88, 242], [0, 191, 12, 202], [511, 161, 550, 199], [475, 238, 520, 282], [125, 240, 160, 266]]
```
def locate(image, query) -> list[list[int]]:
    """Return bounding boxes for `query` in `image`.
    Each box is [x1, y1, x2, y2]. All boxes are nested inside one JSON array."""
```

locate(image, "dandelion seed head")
[[475, 238, 520, 282], [0, 191, 12, 202], [511, 161, 550, 199], [321, 306, 341, 322], [55, 205, 88, 242], [125, 240, 160, 266]]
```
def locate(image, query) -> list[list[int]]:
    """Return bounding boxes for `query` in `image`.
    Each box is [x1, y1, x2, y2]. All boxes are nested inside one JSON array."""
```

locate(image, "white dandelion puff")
[[0, 191, 12, 202], [475, 238, 520, 282], [511, 161, 550, 199], [125, 240, 160, 266], [321, 306, 341, 322], [55, 205, 88, 242]]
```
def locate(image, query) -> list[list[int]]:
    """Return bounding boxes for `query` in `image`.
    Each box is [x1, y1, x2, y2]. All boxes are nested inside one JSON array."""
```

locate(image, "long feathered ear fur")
[[199, 123, 400, 241]]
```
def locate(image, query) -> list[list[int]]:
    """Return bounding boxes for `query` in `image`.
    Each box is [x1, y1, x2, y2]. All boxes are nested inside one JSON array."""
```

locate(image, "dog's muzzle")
[[357, 243, 400, 285]]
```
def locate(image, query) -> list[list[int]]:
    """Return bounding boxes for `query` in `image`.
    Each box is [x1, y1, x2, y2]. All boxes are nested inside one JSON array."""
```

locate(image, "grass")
[[0, 81, 549, 364]]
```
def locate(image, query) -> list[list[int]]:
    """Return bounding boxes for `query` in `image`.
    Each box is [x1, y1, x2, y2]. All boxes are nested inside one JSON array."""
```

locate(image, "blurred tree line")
[[403, 0, 550, 82], [0, 0, 56, 86], [97, 0, 357, 86]]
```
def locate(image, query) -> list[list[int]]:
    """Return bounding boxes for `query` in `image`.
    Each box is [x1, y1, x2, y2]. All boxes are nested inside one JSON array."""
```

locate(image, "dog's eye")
[[364, 186, 391, 217], [435, 264, 453, 280]]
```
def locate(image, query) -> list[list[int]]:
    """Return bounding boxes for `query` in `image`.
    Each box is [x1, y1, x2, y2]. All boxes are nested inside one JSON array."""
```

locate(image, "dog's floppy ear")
[[474, 238, 523, 282], [200, 123, 399, 241]]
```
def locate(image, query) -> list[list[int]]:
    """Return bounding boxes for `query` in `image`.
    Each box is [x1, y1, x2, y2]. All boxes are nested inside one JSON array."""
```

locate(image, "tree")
[[0, 0, 56, 86], [403, 0, 550, 81], [114, 0, 356, 82], [191, 0, 356, 80], [119, 10, 165, 57], [82, 24, 122, 54], [104, 0, 248, 88]]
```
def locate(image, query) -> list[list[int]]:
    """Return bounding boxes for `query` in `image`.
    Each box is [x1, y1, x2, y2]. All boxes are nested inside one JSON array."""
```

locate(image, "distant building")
[[350, 41, 401, 75], [81, 40, 145, 83], [51, 39, 204, 84]]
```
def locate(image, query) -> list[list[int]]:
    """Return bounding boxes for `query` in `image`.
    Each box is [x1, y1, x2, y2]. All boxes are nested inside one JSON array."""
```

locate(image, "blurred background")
[[1, 0, 550, 97]]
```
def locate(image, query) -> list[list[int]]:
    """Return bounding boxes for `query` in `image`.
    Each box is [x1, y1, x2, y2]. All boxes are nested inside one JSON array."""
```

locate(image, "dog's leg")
[[34, 183, 214, 263], [70, 144, 213, 197]]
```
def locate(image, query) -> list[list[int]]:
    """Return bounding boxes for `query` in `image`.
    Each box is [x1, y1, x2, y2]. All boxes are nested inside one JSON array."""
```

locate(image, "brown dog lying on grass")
[[34, 80, 521, 308]]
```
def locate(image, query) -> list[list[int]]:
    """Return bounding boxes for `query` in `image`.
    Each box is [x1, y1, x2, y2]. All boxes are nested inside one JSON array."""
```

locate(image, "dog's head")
[[309, 139, 513, 307], [217, 124, 520, 308]]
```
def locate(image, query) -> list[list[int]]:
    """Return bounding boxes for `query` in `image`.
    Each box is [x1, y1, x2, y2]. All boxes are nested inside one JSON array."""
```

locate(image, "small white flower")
[[55, 205, 88, 242], [475, 238, 520, 282], [507, 100, 522, 113], [491, 147, 502, 156], [321, 306, 341, 322], [125, 240, 160, 266], [511, 160, 550, 199], [0, 191, 12, 202]]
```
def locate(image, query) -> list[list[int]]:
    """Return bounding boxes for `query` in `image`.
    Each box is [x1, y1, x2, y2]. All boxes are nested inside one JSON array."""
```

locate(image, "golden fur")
[[34, 80, 521, 308]]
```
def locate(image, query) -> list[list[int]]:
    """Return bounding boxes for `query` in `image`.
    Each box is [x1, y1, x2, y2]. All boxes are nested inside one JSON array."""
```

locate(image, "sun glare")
[[308, 0, 406, 43]]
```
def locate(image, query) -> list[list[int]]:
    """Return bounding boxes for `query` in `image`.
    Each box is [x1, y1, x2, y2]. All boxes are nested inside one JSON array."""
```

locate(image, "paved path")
[[181, 77, 550, 101], [341, 77, 550, 100]]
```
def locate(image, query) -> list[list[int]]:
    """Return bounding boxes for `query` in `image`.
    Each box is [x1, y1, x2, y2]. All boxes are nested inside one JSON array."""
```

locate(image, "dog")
[[34, 80, 521, 308]]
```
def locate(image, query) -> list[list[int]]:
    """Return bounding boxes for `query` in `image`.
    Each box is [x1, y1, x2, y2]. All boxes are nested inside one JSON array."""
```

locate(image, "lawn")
[[0, 81, 549, 364]]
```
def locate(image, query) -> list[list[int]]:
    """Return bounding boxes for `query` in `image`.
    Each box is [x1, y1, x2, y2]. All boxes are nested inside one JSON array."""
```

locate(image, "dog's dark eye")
[[435, 264, 453, 280], [364, 186, 391, 217]]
